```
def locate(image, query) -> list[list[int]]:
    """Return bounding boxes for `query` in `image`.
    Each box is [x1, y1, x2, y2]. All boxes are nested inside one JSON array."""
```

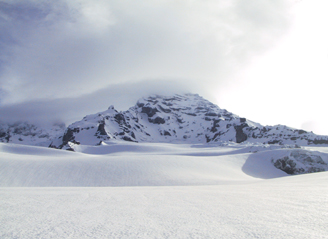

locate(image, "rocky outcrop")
[[272, 150, 328, 175], [235, 124, 248, 143]]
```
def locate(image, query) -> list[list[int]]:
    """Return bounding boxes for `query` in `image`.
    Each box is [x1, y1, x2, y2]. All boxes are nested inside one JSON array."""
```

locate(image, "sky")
[[0, 0, 327, 135]]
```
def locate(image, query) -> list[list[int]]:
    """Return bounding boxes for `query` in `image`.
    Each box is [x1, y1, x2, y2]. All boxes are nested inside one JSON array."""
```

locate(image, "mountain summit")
[[49, 94, 328, 149]]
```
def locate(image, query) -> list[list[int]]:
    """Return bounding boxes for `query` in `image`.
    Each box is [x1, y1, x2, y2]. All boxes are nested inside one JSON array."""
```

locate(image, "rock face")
[[49, 94, 328, 149], [272, 150, 328, 175]]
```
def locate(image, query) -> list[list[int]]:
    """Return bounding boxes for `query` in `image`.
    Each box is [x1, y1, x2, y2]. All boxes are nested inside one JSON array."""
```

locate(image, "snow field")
[[0, 142, 286, 187], [1, 174, 328, 239], [1, 142, 328, 238]]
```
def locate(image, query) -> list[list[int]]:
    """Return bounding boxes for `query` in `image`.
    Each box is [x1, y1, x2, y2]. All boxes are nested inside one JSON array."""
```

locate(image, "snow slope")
[[1, 142, 328, 238], [0, 142, 287, 187]]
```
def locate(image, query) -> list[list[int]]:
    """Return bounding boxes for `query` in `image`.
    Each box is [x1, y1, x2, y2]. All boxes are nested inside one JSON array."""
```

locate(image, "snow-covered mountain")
[[2, 97, 328, 238], [0, 121, 65, 147], [49, 93, 328, 150]]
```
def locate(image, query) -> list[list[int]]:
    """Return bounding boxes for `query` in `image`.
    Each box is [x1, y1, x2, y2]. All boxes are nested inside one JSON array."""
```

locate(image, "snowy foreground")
[[1, 142, 328, 238]]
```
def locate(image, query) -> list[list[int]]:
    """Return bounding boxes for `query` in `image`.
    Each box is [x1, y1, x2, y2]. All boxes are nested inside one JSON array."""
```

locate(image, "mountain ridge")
[[1, 93, 328, 149], [47, 93, 328, 150]]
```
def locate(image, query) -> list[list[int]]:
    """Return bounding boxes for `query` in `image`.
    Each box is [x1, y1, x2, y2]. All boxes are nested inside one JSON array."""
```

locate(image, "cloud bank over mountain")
[[3, 0, 327, 135], [0, 0, 292, 103]]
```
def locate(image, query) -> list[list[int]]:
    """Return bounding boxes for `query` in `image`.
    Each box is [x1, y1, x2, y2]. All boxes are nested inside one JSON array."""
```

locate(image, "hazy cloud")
[[0, 79, 204, 126], [0, 0, 293, 123]]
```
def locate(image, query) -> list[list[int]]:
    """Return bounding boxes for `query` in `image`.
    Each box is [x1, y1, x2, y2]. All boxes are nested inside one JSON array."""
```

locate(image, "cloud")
[[0, 0, 294, 125], [0, 79, 202, 126], [301, 121, 328, 136]]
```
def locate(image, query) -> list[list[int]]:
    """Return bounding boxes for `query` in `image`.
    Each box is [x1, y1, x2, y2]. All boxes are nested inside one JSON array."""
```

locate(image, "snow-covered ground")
[[1, 142, 328, 238]]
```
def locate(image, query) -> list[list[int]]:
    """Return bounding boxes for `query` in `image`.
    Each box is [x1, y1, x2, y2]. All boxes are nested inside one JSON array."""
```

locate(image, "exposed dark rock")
[[273, 150, 327, 175], [122, 136, 134, 142], [163, 97, 177, 102], [212, 132, 223, 141], [149, 117, 165, 124], [49, 143, 57, 148], [162, 101, 173, 106], [164, 130, 171, 136], [273, 156, 298, 174], [295, 129, 307, 134], [211, 119, 220, 132], [205, 135, 211, 143], [307, 167, 325, 173], [141, 106, 159, 117], [62, 128, 75, 145], [114, 113, 126, 125], [185, 113, 197, 116], [158, 105, 172, 113], [235, 125, 247, 143], [176, 117, 183, 124], [0, 131, 6, 138], [137, 102, 145, 108], [5, 132, 10, 142], [147, 99, 158, 105], [205, 112, 217, 117], [96, 122, 107, 136], [213, 119, 220, 126], [57, 127, 81, 148], [210, 125, 217, 133], [240, 118, 246, 123], [268, 140, 281, 145], [312, 139, 328, 144]]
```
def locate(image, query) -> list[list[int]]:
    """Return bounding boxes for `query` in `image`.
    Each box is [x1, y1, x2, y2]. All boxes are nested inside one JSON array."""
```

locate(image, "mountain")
[[1, 93, 328, 176], [49, 93, 328, 150], [0, 121, 65, 147]]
